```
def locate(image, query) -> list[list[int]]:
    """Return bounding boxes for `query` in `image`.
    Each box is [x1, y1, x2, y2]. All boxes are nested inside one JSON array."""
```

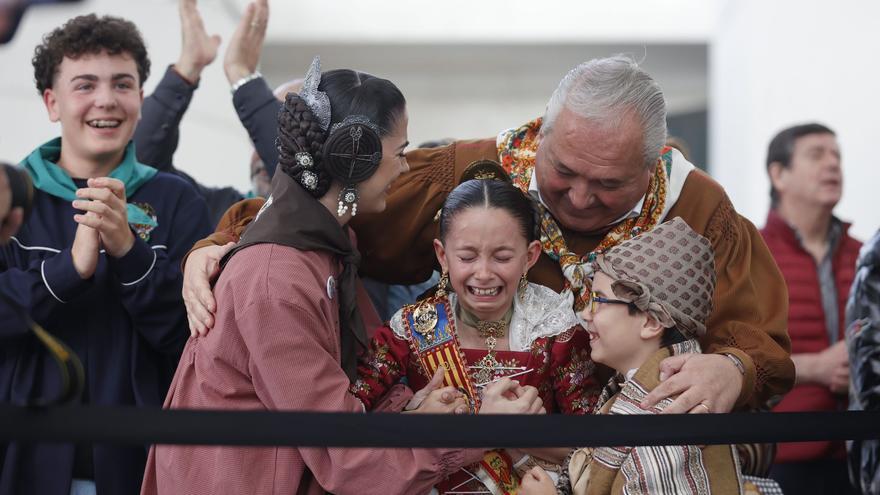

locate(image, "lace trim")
[[389, 308, 408, 340], [507, 283, 581, 351]]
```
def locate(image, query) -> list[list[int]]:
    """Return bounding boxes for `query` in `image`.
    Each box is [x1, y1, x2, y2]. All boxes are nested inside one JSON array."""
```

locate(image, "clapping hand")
[[73, 178, 135, 259], [175, 0, 222, 83], [224, 0, 268, 84]]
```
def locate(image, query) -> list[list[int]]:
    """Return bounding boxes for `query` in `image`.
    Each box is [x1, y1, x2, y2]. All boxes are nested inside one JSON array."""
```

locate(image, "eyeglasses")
[[586, 291, 634, 315]]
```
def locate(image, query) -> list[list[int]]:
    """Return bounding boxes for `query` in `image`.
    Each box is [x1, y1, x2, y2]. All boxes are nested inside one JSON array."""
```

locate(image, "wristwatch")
[[722, 352, 746, 375]]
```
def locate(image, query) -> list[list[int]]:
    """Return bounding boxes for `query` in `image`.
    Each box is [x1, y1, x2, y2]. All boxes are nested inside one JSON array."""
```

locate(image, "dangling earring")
[[518, 273, 528, 302], [436, 271, 450, 298], [337, 184, 359, 217]]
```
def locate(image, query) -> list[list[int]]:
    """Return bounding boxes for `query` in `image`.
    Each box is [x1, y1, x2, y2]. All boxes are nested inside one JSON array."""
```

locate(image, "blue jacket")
[[0, 163, 211, 494]]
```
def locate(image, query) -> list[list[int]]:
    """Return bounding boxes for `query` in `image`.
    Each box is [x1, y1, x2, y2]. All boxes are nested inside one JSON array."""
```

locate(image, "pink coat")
[[141, 243, 479, 494]]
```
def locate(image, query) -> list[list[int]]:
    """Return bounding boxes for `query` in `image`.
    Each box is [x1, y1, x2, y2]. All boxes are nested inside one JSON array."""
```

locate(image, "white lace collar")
[[389, 283, 581, 352]]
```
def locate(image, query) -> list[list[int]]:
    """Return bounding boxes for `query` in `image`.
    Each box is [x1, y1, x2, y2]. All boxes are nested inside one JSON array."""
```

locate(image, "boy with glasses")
[[518, 217, 746, 494]]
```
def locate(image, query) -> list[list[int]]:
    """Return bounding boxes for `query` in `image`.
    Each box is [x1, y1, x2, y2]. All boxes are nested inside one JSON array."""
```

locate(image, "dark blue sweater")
[[0, 170, 211, 495]]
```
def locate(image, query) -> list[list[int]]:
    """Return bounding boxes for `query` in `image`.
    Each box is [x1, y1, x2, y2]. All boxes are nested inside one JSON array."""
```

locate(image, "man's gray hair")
[[542, 55, 667, 168]]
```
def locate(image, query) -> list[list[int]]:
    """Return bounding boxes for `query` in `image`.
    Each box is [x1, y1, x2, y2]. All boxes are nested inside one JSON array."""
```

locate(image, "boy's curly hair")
[[32, 14, 150, 94]]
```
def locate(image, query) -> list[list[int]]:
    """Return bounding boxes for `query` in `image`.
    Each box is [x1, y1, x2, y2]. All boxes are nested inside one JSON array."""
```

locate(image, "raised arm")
[[135, 0, 220, 170], [223, 0, 281, 177], [135, 68, 196, 171]]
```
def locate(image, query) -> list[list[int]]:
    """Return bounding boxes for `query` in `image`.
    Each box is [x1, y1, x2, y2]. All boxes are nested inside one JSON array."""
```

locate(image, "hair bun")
[[277, 93, 331, 196], [322, 118, 383, 184]]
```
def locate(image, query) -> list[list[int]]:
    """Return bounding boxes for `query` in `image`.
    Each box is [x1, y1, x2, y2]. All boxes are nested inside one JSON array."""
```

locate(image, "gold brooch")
[[412, 302, 439, 342]]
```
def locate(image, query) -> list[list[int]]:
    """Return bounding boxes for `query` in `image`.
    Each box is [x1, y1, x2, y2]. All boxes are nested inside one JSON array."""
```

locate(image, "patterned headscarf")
[[593, 217, 715, 339]]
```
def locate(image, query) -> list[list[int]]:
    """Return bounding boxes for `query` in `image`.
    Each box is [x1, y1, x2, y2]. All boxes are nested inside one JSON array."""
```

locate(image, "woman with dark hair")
[[140, 58, 542, 495], [349, 178, 598, 494]]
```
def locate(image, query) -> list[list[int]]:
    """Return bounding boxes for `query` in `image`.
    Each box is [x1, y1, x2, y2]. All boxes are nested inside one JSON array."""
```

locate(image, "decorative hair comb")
[[329, 114, 381, 137], [299, 56, 332, 131]]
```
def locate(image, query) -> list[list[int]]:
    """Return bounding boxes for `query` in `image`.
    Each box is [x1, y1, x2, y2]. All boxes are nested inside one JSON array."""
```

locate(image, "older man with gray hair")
[[364, 55, 793, 415]]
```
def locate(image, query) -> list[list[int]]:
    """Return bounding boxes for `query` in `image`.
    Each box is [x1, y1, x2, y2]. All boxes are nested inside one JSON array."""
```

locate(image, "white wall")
[[711, 0, 880, 240], [252, 0, 717, 44]]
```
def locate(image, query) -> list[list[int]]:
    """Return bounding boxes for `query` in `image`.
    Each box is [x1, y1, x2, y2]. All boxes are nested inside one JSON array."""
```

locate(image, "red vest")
[[761, 209, 861, 463]]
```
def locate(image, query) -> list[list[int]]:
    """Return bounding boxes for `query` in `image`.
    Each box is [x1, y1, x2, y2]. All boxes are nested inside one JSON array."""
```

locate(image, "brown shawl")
[[221, 171, 366, 380]]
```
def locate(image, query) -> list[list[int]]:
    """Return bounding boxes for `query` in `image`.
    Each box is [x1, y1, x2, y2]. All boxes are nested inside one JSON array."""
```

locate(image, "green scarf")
[[21, 137, 158, 228]]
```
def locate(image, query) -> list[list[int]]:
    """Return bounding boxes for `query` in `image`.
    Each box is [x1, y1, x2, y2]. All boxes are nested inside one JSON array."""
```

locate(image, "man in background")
[[761, 123, 861, 494]]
